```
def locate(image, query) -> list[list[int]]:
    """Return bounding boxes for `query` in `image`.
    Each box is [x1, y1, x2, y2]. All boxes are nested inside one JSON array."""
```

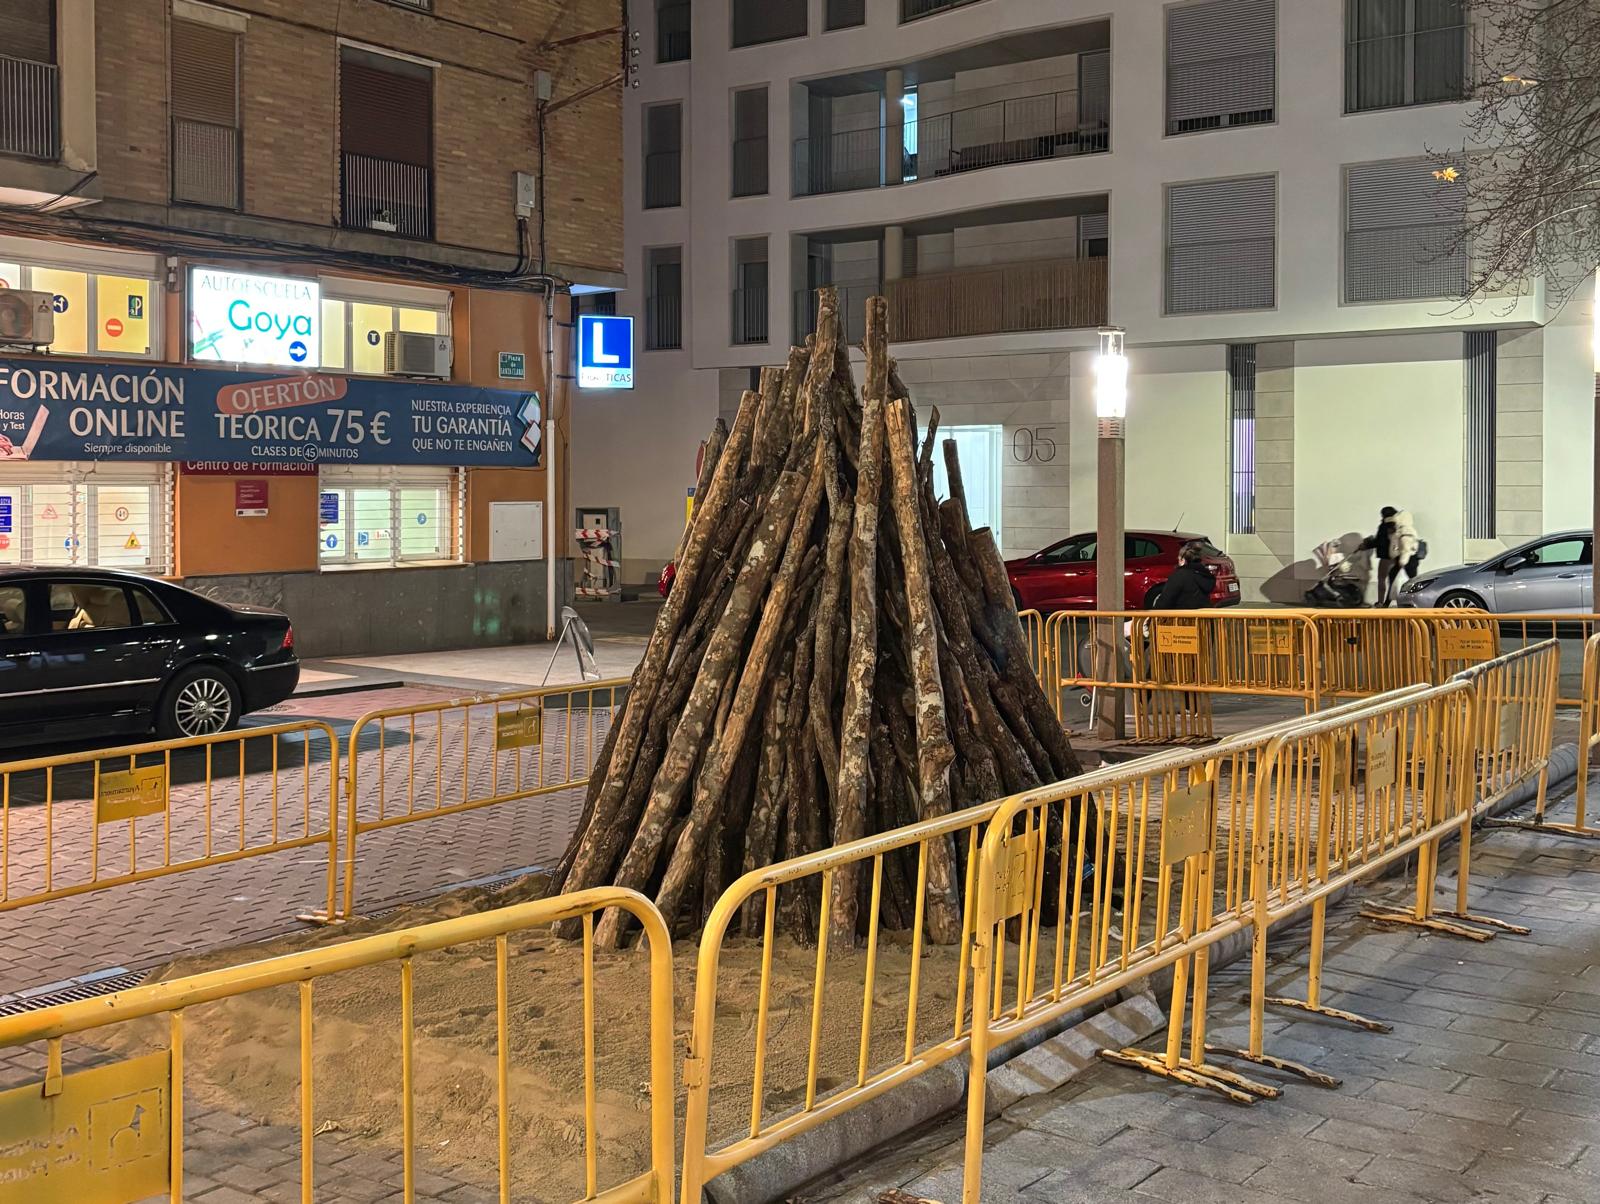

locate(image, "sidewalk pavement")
[[802, 781, 1600, 1204]]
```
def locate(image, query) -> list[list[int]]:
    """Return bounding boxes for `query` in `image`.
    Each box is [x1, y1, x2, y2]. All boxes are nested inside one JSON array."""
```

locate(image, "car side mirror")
[[1500, 554, 1528, 574]]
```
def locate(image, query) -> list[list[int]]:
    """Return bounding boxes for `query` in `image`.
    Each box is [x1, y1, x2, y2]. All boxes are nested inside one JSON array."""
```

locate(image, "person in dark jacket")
[[1151, 541, 1216, 610]]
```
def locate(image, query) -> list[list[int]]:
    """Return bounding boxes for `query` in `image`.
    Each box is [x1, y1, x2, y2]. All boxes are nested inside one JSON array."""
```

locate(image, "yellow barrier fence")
[[1461, 640, 1565, 830], [1016, 608, 1046, 686], [341, 680, 627, 917], [0, 885, 675, 1204], [0, 721, 339, 922], [1575, 634, 1600, 836]]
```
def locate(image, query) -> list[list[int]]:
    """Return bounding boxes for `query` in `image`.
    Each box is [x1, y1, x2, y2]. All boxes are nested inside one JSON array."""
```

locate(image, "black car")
[[0, 567, 299, 747]]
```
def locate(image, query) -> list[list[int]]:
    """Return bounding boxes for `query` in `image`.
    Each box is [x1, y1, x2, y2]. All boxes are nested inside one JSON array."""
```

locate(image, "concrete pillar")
[[883, 225, 905, 283], [885, 68, 905, 186], [56, 0, 98, 173]]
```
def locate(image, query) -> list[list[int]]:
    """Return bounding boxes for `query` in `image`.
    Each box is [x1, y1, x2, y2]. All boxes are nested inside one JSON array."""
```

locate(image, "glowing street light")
[[1094, 326, 1128, 737]]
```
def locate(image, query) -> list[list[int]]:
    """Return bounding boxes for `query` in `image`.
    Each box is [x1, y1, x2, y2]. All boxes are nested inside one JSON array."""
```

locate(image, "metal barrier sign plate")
[[1498, 702, 1523, 752], [1161, 780, 1214, 865], [993, 828, 1037, 921], [495, 704, 544, 751], [0, 1051, 169, 1203], [1438, 627, 1498, 662], [95, 766, 168, 825], [1367, 728, 1399, 792], [1247, 628, 1295, 656], [1156, 625, 1200, 656]]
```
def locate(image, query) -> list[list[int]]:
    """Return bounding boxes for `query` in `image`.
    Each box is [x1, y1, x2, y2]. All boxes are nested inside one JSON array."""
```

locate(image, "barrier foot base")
[[1434, 909, 1531, 936], [1359, 908, 1496, 942], [1259, 995, 1392, 1034], [1098, 1047, 1274, 1105], [296, 911, 346, 926], [1203, 1043, 1343, 1090], [1483, 817, 1600, 841]]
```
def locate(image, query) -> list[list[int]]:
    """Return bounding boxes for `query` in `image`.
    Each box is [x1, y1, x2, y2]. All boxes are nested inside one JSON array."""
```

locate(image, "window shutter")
[[1079, 50, 1111, 129], [1345, 158, 1467, 302], [0, 0, 53, 64], [340, 49, 433, 167], [1166, 175, 1276, 313], [733, 88, 767, 141], [646, 104, 682, 154], [1167, 0, 1276, 133], [171, 21, 238, 126]]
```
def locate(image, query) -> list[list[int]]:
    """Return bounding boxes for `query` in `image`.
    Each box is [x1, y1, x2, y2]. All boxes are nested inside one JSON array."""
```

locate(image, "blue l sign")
[[577, 315, 634, 390]]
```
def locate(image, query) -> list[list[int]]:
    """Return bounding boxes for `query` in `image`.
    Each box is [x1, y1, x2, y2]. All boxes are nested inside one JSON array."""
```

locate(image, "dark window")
[[732, 0, 806, 47], [1041, 536, 1097, 564], [49, 582, 134, 632], [826, 0, 867, 29], [1345, 0, 1467, 113], [1345, 157, 1467, 302], [339, 47, 434, 239], [1128, 537, 1165, 560], [1080, 213, 1109, 260], [171, 20, 241, 210], [1229, 343, 1257, 534], [1166, 175, 1276, 313], [0, 0, 53, 64], [0, 585, 26, 636], [129, 586, 174, 626], [657, 0, 690, 61], [1167, 0, 1276, 134], [732, 237, 768, 344], [646, 247, 684, 350], [731, 87, 768, 197], [1465, 331, 1496, 540], [644, 104, 682, 209]]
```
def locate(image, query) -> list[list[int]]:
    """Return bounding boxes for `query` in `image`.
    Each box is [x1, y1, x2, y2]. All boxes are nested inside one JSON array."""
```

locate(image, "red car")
[[1006, 531, 1241, 613]]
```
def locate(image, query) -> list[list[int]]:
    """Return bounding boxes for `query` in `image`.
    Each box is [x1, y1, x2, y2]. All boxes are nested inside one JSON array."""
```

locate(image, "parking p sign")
[[577, 315, 634, 390]]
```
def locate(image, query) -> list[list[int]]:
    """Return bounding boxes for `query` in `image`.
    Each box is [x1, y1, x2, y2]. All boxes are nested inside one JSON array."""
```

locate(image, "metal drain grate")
[[0, 969, 148, 1017]]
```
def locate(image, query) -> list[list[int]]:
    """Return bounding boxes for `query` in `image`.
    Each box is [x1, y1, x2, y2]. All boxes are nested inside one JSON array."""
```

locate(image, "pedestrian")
[[1363, 506, 1421, 606], [1151, 540, 1215, 610]]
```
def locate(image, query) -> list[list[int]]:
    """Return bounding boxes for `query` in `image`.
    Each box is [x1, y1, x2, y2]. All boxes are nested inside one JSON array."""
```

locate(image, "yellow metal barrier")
[[1016, 608, 1046, 687], [342, 680, 627, 917], [1455, 611, 1594, 707], [1575, 633, 1600, 835], [1459, 640, 1564, 829], [0, 885, 676, 1204], [1309, 611, 1433, 699], [0, 721, 339, 922]]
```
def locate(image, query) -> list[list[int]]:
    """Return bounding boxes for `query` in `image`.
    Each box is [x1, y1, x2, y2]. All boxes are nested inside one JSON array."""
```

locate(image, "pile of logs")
[[555, 289, 1081, 947]]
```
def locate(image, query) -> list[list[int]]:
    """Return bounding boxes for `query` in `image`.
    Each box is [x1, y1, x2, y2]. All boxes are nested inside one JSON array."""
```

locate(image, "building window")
[[171, 19, 241, 210], [657, 0, 690, 62], [644, 103, 682, 209], [0, 465, 173, 574], [732, 237, 769, 345], [1079, 213, 1109, 259], [0, 0, 58, 161], [732, 0, 806, 47], [318, 467, 460, 569], [339, 47, 434, 240], [0, 251, 159, 359], [585, 292, 618, 316], [1344, 157, 1468, 302], [1166, 0, 1276, 135], [1465, 331, 1496, 539], [826, 0, 867, 30], [1165, 175, 1276, 314], [731, 87, 769, 198], [933, 426, 1003, 544], [1228, 344, 1257, 535], [646, 247, 684, 350], [319, 280, 448, 375], [1346, 0, 1468, 113]]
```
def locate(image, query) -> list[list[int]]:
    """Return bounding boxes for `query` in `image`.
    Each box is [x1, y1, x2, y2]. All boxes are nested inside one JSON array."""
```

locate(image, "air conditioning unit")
[[385, 331, 452, 379], [0, 290, 56, 346]]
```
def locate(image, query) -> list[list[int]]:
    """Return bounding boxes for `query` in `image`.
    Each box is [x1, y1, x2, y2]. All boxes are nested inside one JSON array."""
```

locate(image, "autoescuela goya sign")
[[0, 358, 542, 467]]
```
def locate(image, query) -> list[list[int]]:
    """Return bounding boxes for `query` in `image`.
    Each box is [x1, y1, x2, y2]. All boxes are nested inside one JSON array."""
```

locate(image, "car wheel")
[[1438, 591, 1486, 611], [158, 665, 241, 740]]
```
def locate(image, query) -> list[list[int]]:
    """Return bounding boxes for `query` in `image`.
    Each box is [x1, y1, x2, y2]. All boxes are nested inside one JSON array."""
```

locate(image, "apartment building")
[[590, 0, 1594, 600], [0, 0, 623, 654]]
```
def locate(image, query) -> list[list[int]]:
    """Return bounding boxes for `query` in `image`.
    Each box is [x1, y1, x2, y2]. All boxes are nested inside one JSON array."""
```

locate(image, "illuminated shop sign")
[[189, 268, 322, 368]]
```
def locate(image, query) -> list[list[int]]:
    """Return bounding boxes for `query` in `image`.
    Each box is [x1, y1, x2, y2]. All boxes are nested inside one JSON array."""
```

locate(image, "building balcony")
[[646, 292, 683, 351], [172, 118, 241, 210], [887, 256, 1107, 341], [902, 0, 988, 20], [644, 150, 681, 209], [732, 286, 769, 345], [340, 151, 432, 240], [0, 52, 59, 162]]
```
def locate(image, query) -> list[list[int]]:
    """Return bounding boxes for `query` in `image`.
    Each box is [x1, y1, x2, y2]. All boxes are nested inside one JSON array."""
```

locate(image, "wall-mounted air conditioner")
[[0, 290, 56, 346], [385, 331, 452, 379]]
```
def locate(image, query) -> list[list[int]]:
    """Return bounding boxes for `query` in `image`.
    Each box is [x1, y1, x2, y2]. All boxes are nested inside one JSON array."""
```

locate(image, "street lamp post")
[[1094, 327, 1128, 740]]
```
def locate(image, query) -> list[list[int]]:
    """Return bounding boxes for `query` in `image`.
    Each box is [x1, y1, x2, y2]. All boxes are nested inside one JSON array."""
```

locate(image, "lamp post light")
[[1094, 326, 1128, 739]]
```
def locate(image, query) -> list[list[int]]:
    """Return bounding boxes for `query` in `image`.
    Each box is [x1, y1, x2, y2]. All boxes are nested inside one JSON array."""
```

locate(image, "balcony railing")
[[795, 87, 1108, 197], [887, 256, 1108, 342], [657, 1, 690, 62], [341, 152, 432, 239], [732, 135, 769, 197], [172, 118, 241, 210], [0, 53, 59, 161], [645, 292, 683, 351], [902, 0, 988, 20], [732, 286, 769, 345], [644, 150, 681, 208], [793, 284, 873, 346]]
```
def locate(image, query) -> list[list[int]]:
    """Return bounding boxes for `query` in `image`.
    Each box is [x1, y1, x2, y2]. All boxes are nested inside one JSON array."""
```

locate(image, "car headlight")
[[1405, 578, 1434, 594]]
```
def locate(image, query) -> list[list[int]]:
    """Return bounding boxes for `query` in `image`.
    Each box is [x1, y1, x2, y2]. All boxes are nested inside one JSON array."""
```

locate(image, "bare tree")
[[1447, 0, 1600, 307]]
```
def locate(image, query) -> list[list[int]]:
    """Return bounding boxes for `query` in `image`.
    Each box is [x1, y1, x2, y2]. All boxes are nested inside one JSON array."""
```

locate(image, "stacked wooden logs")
[[554, 289, 1081, 947]]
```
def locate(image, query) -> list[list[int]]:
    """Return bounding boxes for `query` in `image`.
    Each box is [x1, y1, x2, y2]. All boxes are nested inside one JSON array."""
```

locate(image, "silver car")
[[1401, 531, 1594, 613]]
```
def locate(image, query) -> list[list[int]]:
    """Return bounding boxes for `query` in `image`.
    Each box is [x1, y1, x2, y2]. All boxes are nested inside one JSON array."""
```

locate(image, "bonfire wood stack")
[[555, 290, 1082, 947]]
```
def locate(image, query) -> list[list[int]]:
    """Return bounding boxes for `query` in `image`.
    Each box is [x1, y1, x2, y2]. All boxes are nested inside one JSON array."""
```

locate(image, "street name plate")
[[1438, 627, 1497, 662], [0, 1051, 170, 1204], [1498, 702, 1523, 752], [993, 827, 1037, 921], [1156, 625, 1200, 656], [1161, 780, 1214, 865], [1366, 727, 1399, 792], [495, 704, 544, 751], [95, 766, 168, 825], [1247, 628, 1296, 656]]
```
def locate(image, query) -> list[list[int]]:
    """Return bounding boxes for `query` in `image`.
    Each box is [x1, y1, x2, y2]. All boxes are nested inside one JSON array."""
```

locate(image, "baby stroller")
[[1304, 539, 1365, 608]]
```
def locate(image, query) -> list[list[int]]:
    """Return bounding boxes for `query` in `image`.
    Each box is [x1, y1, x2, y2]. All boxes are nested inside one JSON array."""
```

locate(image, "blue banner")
[[0, 359, 542, 467]]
